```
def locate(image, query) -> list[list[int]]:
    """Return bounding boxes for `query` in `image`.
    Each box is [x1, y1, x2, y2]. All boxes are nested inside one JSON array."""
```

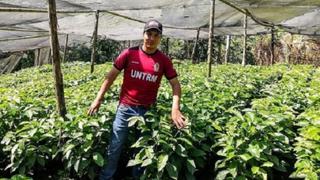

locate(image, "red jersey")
[[113, 46, 177, 107]]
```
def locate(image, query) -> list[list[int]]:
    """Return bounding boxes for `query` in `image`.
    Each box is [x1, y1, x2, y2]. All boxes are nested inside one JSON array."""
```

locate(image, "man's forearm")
[[170, 79, 181, 111], [95, 79, 112, 102], [95, 67, 120, 102], [169, 77, 186, 129], [172, 91, 181, 111]]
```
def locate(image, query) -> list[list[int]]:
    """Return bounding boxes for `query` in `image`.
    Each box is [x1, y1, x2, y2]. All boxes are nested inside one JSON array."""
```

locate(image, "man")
[[88, 19, 186, 180]]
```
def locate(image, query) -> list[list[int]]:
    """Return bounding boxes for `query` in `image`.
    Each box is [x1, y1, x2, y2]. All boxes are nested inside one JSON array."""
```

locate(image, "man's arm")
[[87, 67, 121, 115], [169, 77, 186, 129]]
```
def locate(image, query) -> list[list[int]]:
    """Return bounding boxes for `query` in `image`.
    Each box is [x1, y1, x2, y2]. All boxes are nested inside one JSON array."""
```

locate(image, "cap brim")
[[144, 28, 162, 34]]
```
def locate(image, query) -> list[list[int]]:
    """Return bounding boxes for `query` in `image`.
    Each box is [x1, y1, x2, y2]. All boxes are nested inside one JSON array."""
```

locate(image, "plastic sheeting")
[[0, 32, 91, 52], [0, 0, 269, 52], [222, 0, 320, 35], [0, 0, 319, 52]]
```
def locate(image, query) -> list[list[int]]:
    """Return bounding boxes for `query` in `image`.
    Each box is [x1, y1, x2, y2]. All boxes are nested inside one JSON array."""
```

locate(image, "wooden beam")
[[242, 14, 247, 66], [48, 0, 67, 117], [207, 0, 215, 78], [90, 10, 99, 73]]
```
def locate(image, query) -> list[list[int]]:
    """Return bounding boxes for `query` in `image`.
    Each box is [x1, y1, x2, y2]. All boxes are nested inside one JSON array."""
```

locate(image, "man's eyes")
[[146, 32, 159, 37]]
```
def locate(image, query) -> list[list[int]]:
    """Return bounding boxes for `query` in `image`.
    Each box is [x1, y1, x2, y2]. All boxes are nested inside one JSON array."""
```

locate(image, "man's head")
[[143, 20, 162, 52], [144, 19, 162, 35]]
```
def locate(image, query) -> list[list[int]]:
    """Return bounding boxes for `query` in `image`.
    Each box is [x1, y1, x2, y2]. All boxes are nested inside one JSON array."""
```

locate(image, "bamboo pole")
[[47, 0, 67, 117], [63, 34, 69, 63], [90, 10, 99, 73], [207, 0, 215, 78], [270, 27, 275, 65], [224, 35, 230, 64], [191, 28, 200, 64], [242, 14, 247, 66]]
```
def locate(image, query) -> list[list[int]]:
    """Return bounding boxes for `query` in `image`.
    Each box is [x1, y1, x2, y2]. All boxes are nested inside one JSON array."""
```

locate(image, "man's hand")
[[171, 109, 186, 129], [87, 99, 102, 115]]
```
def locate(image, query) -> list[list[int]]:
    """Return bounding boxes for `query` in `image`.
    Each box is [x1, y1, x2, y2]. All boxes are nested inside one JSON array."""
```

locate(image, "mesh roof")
[[222, 0, 320, 35], [0, 0, 319, 52]]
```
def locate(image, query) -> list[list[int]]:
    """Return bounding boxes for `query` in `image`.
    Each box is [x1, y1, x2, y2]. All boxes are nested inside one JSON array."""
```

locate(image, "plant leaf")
[[93, 152, 104, 167], [157, 154, 169, 172]]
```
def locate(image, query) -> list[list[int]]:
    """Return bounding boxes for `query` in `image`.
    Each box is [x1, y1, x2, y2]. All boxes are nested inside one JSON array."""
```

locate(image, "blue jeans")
[[99, 104, 148, 180]]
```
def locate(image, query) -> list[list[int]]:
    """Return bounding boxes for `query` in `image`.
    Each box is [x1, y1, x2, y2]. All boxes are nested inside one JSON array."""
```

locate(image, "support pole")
[[191, 28, 200, 64], [258, 35, 262, 65], [35, 48, 40, 66], [90, 10, 99, 73], [217, 37, 222, 64], [48, 0, 67, 117], [187, 40, 192, 59], [122, 41, 126, 49], [224, 35, 230, 64], [242, 14, 247, 66], [166, 38, 169, 56], [183, 40, 190, 59], [63, 34, 69, 63], [207, 0, 215, 77], [270, 27, 275, 65]]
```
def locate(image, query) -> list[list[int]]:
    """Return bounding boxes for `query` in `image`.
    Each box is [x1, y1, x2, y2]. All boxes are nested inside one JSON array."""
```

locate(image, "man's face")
[[143, 30, 161, 50]]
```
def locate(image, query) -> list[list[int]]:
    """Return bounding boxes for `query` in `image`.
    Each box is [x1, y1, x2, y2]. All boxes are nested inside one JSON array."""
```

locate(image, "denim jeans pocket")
[[118, 104, 129, 112]]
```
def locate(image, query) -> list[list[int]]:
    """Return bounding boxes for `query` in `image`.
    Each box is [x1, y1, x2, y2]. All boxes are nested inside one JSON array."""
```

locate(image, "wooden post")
[[270, 27, 275, 65], [48, 0, 67, 117], [242, 14, 247, 66], [166, 38, 169, 56], [191, 28, 200, 64], [207, 0, 215, 77], [217, 37, 222, 64], [122, 41, 125, 49], [63, 34, 69, 63], [184, 40, 189, 59], [258, 35, 262, 65], [225, 35, 230, 64], [35, 48, 41, 66], [90, 10, 99, 73], [187, 40, 192, 59]]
